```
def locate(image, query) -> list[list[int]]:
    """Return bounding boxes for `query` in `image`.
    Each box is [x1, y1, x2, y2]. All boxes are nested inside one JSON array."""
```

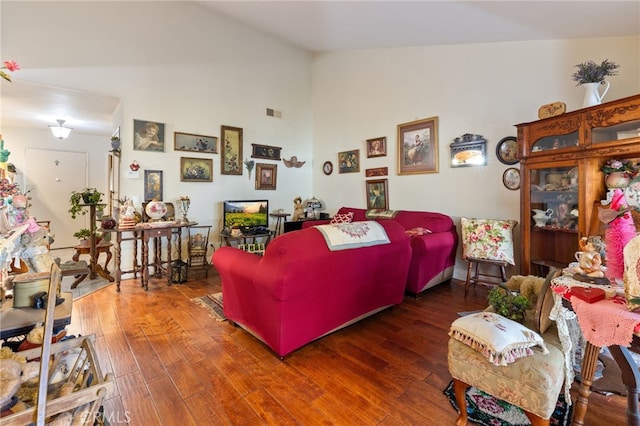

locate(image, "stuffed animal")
[[19, 220, 55, 273], [504, 274, 546, 307], [291, 196, 304, 221]]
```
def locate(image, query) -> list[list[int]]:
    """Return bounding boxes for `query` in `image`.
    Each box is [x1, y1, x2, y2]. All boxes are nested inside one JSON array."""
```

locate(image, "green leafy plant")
[[488, 285, 531, 322], [571, 59, 619, 85], [73, 228, 92, 240], [69, 188, 104, 219]]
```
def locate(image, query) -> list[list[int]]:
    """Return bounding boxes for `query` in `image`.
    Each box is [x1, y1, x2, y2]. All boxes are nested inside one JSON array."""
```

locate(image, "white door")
[[24, 149, 88, 249]]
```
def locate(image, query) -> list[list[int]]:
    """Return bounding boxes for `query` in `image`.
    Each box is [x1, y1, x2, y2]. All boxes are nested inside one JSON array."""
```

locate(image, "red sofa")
[[212, 220, 411, 357], [302, 207, 458, 295]]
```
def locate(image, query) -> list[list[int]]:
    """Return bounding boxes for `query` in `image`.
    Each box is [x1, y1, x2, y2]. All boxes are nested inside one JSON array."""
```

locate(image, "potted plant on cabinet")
[[69, 188, 104, 219]]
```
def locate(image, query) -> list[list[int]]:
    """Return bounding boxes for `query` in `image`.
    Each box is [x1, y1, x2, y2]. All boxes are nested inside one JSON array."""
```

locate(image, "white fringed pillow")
[[449, 312, 548, 366], [330, 212, 354, 225]]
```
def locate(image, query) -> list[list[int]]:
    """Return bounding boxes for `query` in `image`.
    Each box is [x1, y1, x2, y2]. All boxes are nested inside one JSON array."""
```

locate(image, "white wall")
[[1, 1, 313, 267], [311, 36, 640, 278]]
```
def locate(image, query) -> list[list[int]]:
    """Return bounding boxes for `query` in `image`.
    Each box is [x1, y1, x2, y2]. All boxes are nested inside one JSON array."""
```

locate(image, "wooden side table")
[[70, 241, 114, 288], [270, 212, 290, 236]]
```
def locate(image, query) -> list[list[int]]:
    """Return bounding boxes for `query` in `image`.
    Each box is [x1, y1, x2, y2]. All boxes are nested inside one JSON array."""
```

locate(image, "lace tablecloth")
[[552, 275, 640, 347]]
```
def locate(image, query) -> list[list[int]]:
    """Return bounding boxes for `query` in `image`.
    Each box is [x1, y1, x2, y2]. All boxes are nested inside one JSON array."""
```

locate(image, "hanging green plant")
[[69, 188, 104, 219]]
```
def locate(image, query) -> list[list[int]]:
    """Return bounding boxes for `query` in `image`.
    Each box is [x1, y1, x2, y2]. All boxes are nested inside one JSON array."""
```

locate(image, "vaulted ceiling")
[[2, 1, 638, 136]]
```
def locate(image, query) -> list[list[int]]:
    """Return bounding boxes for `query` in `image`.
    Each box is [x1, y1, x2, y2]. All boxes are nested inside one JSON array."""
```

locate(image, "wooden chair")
[[188, 225, 212, 277], [460, 218, 518, 298]]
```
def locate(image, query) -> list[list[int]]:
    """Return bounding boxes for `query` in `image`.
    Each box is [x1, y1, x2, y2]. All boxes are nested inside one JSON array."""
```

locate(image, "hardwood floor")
[[67, 273, 627, 425]]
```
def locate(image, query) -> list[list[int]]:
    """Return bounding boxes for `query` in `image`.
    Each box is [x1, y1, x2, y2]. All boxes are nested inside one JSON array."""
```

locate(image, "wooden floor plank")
[[63, 271, 626, 425]]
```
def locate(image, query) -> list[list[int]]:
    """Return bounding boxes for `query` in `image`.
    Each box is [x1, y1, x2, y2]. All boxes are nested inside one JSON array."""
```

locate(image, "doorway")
[[24, 148, 88, 249]]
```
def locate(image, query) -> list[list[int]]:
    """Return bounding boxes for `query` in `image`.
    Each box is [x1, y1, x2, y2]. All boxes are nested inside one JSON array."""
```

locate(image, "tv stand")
[[220, 229, 273, 248]]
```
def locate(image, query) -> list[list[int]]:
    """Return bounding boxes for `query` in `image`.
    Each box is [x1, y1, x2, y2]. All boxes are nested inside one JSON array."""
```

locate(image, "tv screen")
[[223, 200, 269, 230]]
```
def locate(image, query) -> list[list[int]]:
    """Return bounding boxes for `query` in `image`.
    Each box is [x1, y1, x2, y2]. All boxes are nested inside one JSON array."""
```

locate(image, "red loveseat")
[[303, 207, 458, 295], [212, 220, 411, 358]]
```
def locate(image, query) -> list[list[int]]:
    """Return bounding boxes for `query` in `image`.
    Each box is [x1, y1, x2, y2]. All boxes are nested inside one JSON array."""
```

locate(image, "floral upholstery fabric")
[[461, 218, 517, 265], [448, 321, 565, 420]]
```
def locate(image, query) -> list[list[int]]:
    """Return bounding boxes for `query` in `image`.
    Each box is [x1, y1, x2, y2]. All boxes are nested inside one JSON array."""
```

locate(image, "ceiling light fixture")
[[49, 119, 72, 140]]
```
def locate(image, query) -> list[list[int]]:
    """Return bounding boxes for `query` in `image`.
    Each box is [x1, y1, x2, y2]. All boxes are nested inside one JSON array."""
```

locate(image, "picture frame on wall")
[[366, 137, 387, 158], [256, 163, 277, 190], [397, 117, 438, 175], [174, 131, 218, 154], [220, 125, 243, 175], [496, 136, 519, 165], [338, 149, 360, 173], [180, 157, 213, 182], [133, 119, 165, 152], [144, 170, 163, 201], [366, 179, 389, 210], [251, 143, 282, 160], [365, 167, 388, 177]]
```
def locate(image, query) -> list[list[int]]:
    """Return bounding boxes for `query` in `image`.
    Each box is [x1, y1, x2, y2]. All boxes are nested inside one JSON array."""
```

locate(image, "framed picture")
[[365, 167, 388, 177], [180, 157, 213, 182], [256, 163, 277, 190], [220, 125, 243, 175], [397, 117, 438, 175], [251, 143, 282, 160], [450, 133, 487, 168], [338, 149, 360, 173], [144, 170, 163, 201], [366, 179, 389, 210], [496, 136, 519, 165], [174, 131, 218, 153], [502, 167, 521, 190], [133, 119, 165, 152], [366, 137, 386, 158]]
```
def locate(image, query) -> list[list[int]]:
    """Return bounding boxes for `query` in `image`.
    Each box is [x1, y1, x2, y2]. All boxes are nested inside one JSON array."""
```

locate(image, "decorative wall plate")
[[496, 136, 518, 165], [502, 167, 521, 190], [322, 161, 333, 175]]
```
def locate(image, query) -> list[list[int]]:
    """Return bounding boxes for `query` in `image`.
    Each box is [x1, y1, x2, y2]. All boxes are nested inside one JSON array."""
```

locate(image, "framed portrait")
[[496, 136, 519, 165], [180, 157, 213, 182], [144, 170, 163, 201], [397, 117, 438, 175], [174, 131, 218, 154], [450, 133, 487, 168], [256, 163, 277, 190], [502, 167, 521, 190], [365, 167, 388, 177], [338, 149, 360, 173], [366, 137, 387, 158], [220, 125, 243, 175], [133, 119, 165, 152], [251, 143, 282, 160], [366, 179, 389, 210]]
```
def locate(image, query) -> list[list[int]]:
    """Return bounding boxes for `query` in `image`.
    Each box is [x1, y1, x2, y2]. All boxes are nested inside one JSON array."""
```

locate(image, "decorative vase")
[[605, 171, 631, 189], [101, 217, 116, 229], [582, 81, 610, 108], [145, 200, 168, 221]]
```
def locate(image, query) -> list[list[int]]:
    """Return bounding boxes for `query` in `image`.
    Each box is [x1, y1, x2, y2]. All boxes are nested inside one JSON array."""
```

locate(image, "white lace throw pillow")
[[449, 312, 548, 366]]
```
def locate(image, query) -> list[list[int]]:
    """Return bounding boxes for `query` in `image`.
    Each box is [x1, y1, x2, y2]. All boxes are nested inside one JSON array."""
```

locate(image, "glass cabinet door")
[[529, 166, 579, 268]]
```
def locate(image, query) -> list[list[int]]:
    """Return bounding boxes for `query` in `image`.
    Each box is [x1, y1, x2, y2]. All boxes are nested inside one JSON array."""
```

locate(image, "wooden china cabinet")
[[516, 93, 640, 276]]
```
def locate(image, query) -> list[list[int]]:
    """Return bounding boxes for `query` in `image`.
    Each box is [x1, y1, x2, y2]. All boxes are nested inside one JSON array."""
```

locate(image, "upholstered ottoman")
[[447, 269, 569, 425], [448, 322, 565, 424]]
